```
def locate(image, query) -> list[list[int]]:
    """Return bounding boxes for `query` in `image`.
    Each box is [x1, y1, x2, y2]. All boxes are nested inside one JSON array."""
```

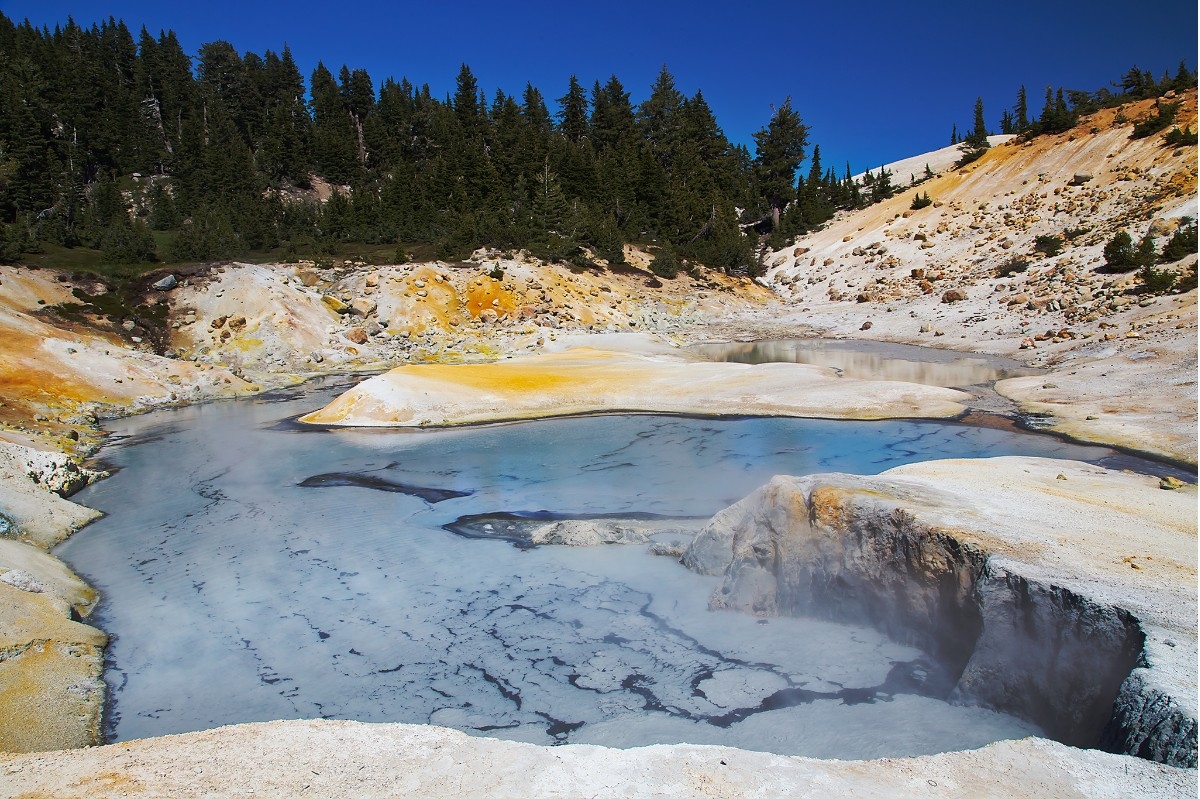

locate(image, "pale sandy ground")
[[0, 720, 1194, 799], [0, 92, 1194, 794]]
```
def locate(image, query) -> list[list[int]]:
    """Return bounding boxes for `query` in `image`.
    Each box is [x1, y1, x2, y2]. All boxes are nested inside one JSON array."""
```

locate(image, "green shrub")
[[994, 255, 1030, 278], [1103, 230, 1138, 271], [1160, 218, 1198, 262], [1139, 264, 1176, 293], [649, 247, 679, 279], [1034, 234, 1063, 257], [1130, 102, 1177, 139], [909, 191, 932, 210], [1163, 126, 1198, 147]]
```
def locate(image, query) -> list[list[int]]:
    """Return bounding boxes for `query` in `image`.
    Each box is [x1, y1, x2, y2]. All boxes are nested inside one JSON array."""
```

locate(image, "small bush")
[[1034, 234, 1064, 257], [909, 191, 932, 210], [1163, 126, 1198, 147], [1063, 226, 1092, 241], [1176, 263, 1198, 293], [994, 255, 1030, 278], [1139, 264, 1176, 293], [487, 264, 505, 281], [1103, 230, 1138, 271], [1160, 218, 1197, 262], [649, 247, 679, 279], [1130, 102, 1178, 139]]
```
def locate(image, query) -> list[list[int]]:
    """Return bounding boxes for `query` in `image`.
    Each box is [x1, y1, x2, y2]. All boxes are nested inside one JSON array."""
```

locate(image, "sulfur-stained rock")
[[0, 582, 106, 752]]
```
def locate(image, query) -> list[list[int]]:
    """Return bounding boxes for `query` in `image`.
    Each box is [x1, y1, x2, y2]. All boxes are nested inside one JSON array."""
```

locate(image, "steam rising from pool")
[[58, 377, 1146, 758]]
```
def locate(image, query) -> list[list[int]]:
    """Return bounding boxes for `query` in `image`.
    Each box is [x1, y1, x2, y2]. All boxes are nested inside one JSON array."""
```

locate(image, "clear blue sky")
[[3, 0, 1196, 174]]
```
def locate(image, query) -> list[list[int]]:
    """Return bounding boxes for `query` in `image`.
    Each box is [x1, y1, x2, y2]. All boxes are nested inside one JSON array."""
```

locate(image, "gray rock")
[[152, 274, 178, 291]]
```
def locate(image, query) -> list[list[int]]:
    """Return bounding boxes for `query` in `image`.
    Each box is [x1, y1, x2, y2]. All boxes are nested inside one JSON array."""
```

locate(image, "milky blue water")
[[57, 375, 1147, 758]]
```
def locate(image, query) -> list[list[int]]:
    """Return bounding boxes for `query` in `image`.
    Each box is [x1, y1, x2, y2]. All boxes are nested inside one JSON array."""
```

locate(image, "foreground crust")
[[0, 719, 1194, 799], [299, 345, 970, 426]]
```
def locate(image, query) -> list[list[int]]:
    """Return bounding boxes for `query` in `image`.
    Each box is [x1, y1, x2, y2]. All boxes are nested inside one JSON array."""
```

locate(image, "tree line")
[[0, 12, 1194, 277], [0, 13, 836, 274]]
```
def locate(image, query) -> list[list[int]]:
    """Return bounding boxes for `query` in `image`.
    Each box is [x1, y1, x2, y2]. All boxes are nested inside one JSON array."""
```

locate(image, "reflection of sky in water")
[[692, 339, 1037, 387], [59, 378, 1134, 757]]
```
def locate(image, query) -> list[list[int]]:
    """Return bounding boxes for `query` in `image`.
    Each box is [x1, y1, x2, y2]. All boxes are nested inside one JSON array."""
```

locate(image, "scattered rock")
[[0, 569, 48, 593], [1159, 476, 1185, 490], [941, 289, 967, 303], [350, 298, 378, 317], [345, 327, 370, 345], [860, 320, 873, 331], [152, 274, 178, 291], [322, 295, 351, 314]]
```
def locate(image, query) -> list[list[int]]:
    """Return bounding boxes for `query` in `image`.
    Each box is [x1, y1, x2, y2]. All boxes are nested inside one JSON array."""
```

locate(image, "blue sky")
[[3, 0, 1196, 174]]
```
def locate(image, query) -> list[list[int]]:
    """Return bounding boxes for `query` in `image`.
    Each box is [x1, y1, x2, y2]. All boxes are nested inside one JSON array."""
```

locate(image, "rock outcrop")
[[0, 441, 107, 752], [683, 457, 1197, 766], [1, 719, 1194, 798]]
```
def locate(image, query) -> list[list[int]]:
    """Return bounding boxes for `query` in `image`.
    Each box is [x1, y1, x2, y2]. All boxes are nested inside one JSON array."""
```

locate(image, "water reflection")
[[692, 338, 1036, 387]]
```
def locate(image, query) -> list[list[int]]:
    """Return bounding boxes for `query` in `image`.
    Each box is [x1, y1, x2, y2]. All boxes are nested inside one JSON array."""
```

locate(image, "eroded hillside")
[[760, 91, 1198, 463]]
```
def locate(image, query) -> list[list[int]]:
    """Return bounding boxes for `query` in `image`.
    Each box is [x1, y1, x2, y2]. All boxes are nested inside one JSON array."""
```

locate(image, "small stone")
[[152, 274, 178, 291], [0, 569, 47, 593], [1085, 415, 1098, 420], [345, 327, 369, 345], [1042, 383, 1058, 389], [322, 295, 351, 314], [1159, 476, 1185, 490], [860, 321, 873, 330], [350, 298, 377, 317], [1056, 473, 1067, 480]]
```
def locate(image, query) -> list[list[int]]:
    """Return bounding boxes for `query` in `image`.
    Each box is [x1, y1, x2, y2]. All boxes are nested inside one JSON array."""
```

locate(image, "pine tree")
[[555, 75, 589, 143], [637, 65, 684, 167], [752, 98, 808, 230], [1015, 85, 1029, 132], [956, 98, 990, 166]]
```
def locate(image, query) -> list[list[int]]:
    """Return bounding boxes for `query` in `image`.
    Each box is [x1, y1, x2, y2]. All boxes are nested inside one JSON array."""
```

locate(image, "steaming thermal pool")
[[57, 376, 1168, 758]]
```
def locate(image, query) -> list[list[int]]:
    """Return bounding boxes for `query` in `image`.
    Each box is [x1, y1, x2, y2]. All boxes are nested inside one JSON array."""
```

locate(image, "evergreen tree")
[[752, 98, 808, 230], [309, 62, 358, 184], [1015, 85, 1029, 132], [956, 97, 990, 166], [555, 75, 589, 143], [637, 65, 684, 167]]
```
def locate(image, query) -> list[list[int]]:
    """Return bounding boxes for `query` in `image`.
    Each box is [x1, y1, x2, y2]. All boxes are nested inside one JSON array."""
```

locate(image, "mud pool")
[[56, 376, 1168, 758]]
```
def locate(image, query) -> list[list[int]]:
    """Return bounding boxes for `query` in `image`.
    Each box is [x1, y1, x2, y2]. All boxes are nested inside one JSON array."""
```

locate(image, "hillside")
[[758, 92, 1198, 464]]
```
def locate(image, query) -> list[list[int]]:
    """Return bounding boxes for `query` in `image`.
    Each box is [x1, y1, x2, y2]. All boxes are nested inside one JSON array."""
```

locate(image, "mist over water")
[[58, 377, 1143, 757]]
